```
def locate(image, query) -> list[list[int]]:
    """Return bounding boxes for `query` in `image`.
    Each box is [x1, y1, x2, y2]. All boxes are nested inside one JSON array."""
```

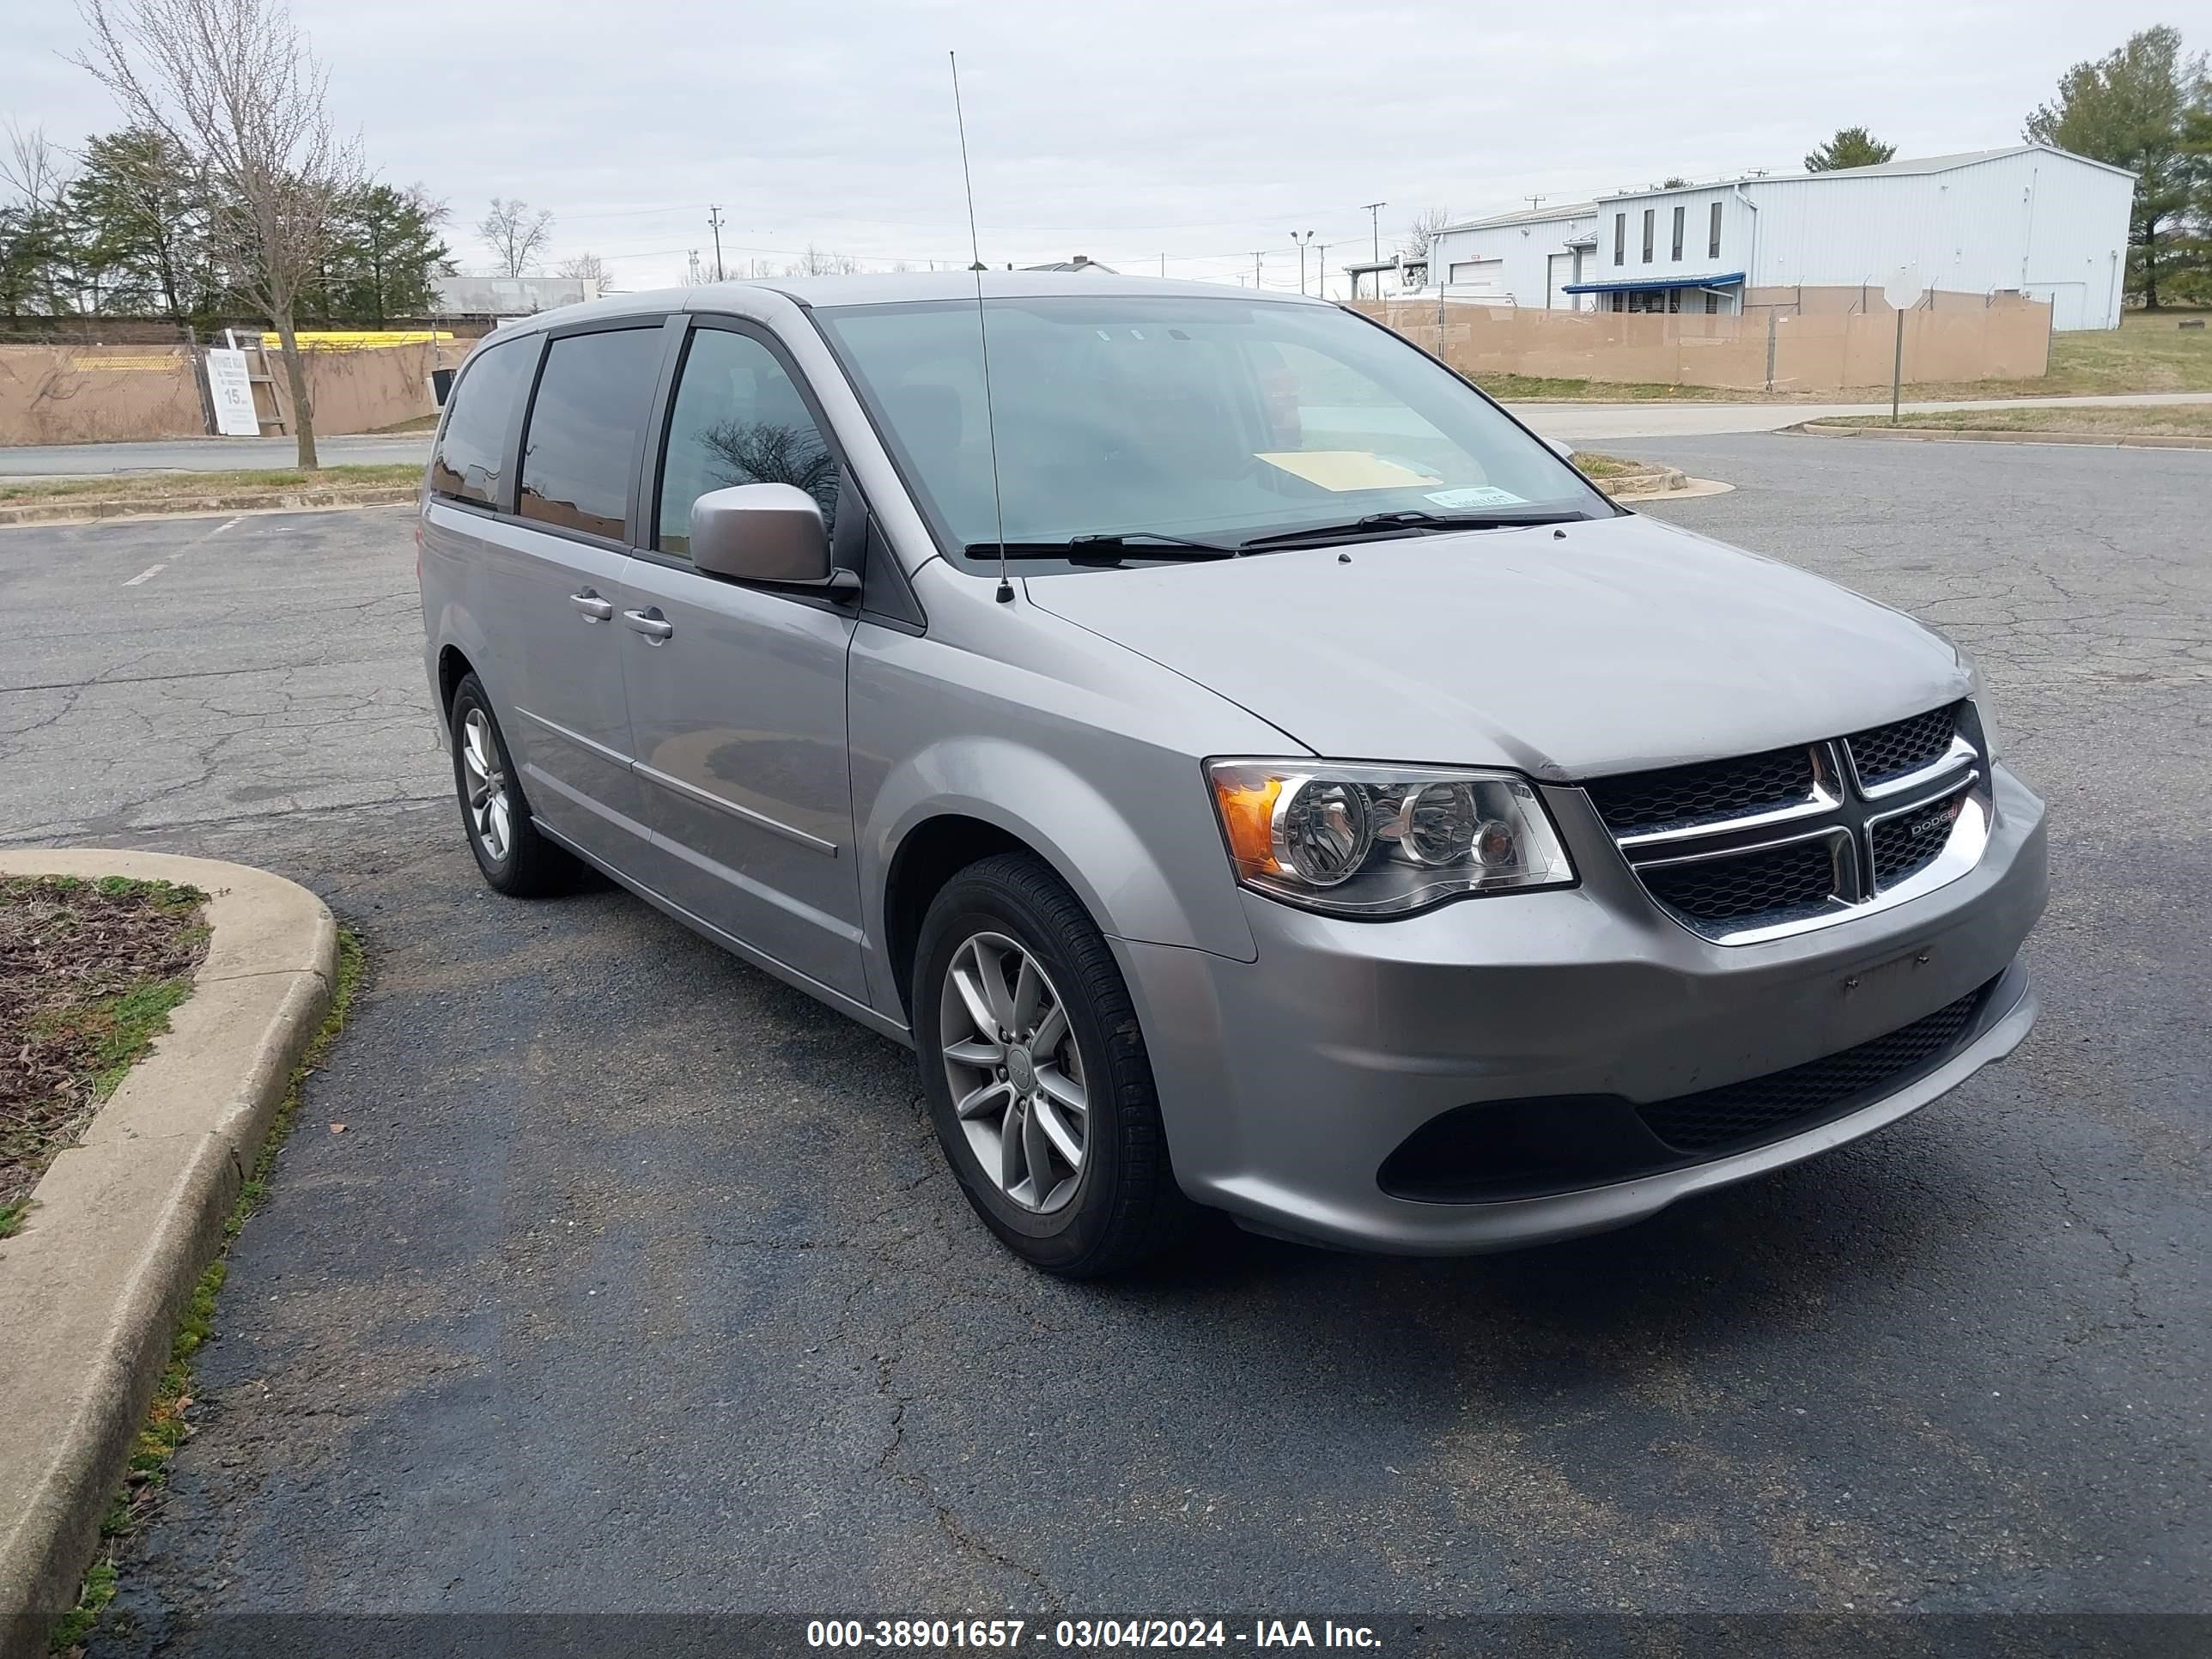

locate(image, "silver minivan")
[[416, 274, 2046, 1276]]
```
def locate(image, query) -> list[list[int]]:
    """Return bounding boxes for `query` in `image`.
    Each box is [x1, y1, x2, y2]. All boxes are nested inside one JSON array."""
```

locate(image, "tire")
[[448, 672, 572, 896], [913, 851, 1198, 1277]]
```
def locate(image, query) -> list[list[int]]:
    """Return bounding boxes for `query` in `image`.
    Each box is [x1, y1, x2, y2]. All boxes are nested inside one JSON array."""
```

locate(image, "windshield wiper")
[[1237, 508, 1585, 550], [963, 532, 1240, 565]]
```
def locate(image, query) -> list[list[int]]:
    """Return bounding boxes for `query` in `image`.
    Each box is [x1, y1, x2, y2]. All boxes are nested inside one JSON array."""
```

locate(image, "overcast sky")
[[3, 0, 2189, 296]]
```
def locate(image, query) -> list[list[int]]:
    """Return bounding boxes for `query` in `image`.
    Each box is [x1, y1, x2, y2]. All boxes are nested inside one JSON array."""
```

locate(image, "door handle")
[[570, 590, 614, 623], [623, 607, 674, 641]]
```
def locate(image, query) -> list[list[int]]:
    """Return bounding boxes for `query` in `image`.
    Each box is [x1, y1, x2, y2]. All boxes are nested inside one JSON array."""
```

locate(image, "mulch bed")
[[1, 876, 210, 1222]]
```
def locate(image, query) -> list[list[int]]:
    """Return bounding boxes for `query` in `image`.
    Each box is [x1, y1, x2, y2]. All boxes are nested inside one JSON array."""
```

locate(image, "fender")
[[860, 735, 1262, 1023]]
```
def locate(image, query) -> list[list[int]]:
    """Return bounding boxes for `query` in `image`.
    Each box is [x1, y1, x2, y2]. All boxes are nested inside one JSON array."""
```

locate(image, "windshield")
[[811, 295, 1613, 563]]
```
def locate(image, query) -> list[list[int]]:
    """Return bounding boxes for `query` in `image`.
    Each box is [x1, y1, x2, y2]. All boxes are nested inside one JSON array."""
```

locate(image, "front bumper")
[[1119, 763, 2048, 1254]]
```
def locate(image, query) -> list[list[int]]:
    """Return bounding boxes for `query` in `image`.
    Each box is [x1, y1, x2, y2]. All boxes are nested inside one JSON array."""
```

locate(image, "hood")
[[1022, 513, 1967, 779]]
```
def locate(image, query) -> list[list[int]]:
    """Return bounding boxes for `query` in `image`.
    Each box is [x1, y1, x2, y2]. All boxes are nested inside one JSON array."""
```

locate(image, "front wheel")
[[914, 853, 1197, 1277]]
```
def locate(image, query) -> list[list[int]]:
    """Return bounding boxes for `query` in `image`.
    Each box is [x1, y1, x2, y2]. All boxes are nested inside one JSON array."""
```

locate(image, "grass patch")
[[1475, 373, 1752, 403], [1917, 311, 2212, 401], [1804, 404, 2212, 438], [0, 464, 421, 506], [49, 927, 363, 1657], [1568, 450, 1661, 480], [2, 877, 210, 1218]]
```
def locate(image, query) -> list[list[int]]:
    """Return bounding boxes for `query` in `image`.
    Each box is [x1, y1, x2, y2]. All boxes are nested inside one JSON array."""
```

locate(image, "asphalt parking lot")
[[1, 435, 2205, 1641]]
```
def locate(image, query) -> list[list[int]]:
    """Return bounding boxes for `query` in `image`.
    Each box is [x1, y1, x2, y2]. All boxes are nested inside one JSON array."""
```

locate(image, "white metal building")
[[1414, 146, 2135, 330]]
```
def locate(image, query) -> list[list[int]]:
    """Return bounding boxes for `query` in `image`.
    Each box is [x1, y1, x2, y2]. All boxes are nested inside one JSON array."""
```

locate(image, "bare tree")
[[1401, 206, 1451, 263], [786, 244, 862, 276], [76, 0, 360, 467], [479, 197, 553, 277], [555, 249, 608, 288], [1, 123, 82, 318]]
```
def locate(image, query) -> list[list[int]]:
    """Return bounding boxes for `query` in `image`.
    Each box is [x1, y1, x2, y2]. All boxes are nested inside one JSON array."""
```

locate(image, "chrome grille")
[[1586, 745, 1818, 838], [1844, 702, 1963, 787], [1583, 702, 1990, 945], [1640, 836, 1840, 927], [1870, 791, 1966, 890]]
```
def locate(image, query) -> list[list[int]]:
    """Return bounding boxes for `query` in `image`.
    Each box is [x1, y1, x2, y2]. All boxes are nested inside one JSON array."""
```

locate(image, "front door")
[[618, 319, 866, 1000]]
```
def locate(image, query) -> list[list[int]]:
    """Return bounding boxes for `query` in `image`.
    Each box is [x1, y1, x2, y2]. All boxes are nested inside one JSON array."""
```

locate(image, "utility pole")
[[1253, 251, 1264, 290], [1526, 196, 1544, 212], [707, 206, 726, 282], [1316, 240, 1328, 301], [1159, 252, 1166, 278], [1291, 230, 1316, 296], [1362, 201, 1387, 264]]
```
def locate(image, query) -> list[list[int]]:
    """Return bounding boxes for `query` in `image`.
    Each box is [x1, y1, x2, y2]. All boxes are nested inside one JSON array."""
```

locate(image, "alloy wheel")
[[939, 930, 1089, 1212], [459, 706, 513, 863]]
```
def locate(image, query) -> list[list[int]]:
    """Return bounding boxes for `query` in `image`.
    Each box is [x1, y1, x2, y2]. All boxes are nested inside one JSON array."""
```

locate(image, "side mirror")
[[1546, 436, 1577, 461], [689, 483, 842, 586]]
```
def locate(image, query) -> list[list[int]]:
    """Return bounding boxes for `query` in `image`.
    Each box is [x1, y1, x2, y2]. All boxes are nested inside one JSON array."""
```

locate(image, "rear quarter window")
[[429, 336, 536, 506]]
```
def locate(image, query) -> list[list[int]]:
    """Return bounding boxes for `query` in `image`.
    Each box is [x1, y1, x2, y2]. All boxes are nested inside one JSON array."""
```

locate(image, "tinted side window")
[[656, 328, 839, 557], [429, 337, 534, 505], [518, 327, 664, 540]]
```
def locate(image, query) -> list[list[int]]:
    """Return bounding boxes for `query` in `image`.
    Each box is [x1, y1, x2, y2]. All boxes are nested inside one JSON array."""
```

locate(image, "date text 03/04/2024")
[[805, 1619, 1384, 1649]]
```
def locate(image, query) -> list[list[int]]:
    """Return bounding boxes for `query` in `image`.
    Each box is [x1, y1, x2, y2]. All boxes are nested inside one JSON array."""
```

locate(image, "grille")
[[1637, 980, 1991, 1154], [1870, 791, 1963, 889], [1641, 837, 1838, 927], [1584, 745, 1816, 837], [1845, 703, 1960, 787]]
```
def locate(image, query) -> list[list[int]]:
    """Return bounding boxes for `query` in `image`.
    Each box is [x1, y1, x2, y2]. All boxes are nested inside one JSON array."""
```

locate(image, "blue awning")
[[1560, 270, 1745, 295]]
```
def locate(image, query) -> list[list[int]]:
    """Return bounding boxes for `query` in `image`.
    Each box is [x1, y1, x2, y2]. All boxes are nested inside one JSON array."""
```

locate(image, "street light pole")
[[1291, 230, 1315, 296]]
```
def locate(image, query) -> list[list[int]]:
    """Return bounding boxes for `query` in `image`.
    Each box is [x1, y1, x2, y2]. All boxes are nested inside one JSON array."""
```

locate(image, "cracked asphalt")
[[0, 435, 2203, 1644]]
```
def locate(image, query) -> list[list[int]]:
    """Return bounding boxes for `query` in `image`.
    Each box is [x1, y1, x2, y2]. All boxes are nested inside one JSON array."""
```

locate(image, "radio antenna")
[[950, 50, 1012, 603]]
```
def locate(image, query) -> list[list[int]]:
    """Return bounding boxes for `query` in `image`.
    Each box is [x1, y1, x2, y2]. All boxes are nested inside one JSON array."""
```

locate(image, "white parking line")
[[123, 563, 168, 586]]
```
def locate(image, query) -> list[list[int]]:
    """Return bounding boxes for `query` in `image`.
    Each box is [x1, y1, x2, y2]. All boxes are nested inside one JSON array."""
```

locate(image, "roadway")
[[1, 436, 2204, 1639]]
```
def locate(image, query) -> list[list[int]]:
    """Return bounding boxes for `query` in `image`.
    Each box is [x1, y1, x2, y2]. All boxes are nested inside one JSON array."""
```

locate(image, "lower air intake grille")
[[1640, 837, 1838, 928], [1637, 980, 1990, 1154]]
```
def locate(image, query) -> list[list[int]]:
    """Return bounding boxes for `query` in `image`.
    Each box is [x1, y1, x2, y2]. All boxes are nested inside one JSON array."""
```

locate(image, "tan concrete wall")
[[256, 341, 461, 437], [0, 346, 208, 445], [1357, 287, 2051, 391], [1, 339, 467, 447]]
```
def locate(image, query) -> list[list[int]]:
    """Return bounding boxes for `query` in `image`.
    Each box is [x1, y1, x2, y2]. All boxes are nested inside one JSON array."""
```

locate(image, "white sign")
[[1882, 264, 1925, 312], [204, 348, 260, 437]]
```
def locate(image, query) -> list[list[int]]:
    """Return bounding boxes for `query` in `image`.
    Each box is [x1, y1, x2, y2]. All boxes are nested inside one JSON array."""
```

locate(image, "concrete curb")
[[0, 487, 416, 529], [1792, 422, 2212, 450], [1601, 466, 1735, 501], [0, 851, 337, 1659]]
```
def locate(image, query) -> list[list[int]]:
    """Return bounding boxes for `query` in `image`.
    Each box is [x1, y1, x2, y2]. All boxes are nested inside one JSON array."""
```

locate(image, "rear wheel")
[[449, 672, 571, 896], [914, 852, 1196, 1276]]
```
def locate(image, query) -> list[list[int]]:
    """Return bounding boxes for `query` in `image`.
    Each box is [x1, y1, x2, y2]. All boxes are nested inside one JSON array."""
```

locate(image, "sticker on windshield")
[[1424, 485, 1529, 510]]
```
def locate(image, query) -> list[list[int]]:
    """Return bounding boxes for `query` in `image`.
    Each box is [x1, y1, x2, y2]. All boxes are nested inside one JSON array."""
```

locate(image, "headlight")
[[1206, 759, 1576, 917]]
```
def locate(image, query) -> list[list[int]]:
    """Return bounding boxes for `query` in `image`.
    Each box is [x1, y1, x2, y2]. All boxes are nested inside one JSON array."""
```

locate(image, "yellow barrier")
[[254, 330, 455, 350]]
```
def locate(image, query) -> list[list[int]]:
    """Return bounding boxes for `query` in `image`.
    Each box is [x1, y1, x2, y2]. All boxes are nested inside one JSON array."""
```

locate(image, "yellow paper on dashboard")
[[1253, 451, 1440, 491]]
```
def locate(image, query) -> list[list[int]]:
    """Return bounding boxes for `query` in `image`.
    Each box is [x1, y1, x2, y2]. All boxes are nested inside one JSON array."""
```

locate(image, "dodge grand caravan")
[[416, 274, 2046, 1276]]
